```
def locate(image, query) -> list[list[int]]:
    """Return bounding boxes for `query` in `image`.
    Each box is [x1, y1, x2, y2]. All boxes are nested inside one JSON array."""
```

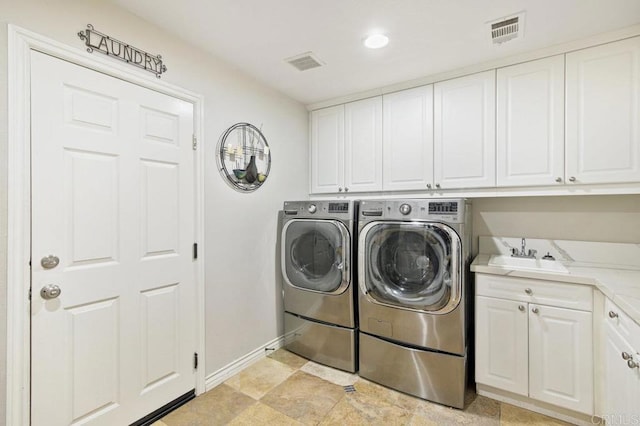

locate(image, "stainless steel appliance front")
[[281, 200, 357, 372], [357, 199, 471, 407]]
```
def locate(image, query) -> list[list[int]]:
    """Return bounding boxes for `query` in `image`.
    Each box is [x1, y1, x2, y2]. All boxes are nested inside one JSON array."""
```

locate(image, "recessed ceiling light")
[[363, 33, 389, 49]]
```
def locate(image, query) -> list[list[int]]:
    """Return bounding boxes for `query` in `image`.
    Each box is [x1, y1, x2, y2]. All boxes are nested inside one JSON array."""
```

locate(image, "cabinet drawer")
[[604, 298, 640, 352], [476, 274, 593, 311]]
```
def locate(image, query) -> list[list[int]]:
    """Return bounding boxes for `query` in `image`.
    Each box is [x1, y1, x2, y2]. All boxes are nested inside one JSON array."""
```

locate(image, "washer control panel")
[[359, 199, 466, 223]]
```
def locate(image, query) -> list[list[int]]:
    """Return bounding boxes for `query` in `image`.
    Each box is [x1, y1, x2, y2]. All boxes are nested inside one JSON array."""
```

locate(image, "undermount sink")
[[488, 255, 569, 274]]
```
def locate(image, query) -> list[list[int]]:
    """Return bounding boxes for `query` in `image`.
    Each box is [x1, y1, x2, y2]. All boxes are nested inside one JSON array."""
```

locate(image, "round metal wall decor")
[[216, 123, 271, 192]]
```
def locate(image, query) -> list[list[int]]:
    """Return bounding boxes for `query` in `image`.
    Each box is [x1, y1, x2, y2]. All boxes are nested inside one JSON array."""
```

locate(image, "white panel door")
[[345, 97, 383, 192], [382, 85, 434, 191], [475, 296, 529, 396], [497, 56, 565, 186], [528, 304, 593, 415], [31, 51, 196, 425], [310, 105, 345, 193], [434, 70, 496, 189], [566, 37, 640, 184], [603, 322, 640, 420]]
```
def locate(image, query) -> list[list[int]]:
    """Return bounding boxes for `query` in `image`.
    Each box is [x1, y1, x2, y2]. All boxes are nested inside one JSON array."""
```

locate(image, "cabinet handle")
[[555, 177, 562, 183], [427, 184, 432, 189], [609, 311, 619, 319], [532, 307, 539, 314], [435, 183, 441, 189], [622, 352, 633, 361], [518, 305, 525, 312], [628, 359, 639, 369], [344, 187, 349, 192], [569, 176, 576, 182], [338, 187, 343, 192], [525, 288, 533, 295]]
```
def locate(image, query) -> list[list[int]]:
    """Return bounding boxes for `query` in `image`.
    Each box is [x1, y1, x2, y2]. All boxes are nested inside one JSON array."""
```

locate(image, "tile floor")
[[154, 349, 573, 425]]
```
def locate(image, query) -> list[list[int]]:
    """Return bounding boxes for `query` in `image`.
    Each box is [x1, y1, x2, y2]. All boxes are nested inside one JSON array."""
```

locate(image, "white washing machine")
[[280, 200, 357, 372], [357, 199, 471, 408]]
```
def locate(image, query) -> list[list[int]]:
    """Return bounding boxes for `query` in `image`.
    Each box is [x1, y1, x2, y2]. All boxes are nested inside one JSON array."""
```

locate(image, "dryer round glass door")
[[359, 222, 461, 313], [282, 219, 350, 294]]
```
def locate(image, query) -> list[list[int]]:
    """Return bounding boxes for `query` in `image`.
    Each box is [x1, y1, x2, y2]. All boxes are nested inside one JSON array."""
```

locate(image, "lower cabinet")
[[475, 274, 594, 415], [602, 299, 640, 422]]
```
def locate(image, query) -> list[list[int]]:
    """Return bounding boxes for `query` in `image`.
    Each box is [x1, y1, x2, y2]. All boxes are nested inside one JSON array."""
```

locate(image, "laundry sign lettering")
[[78, 24, 167, 78]]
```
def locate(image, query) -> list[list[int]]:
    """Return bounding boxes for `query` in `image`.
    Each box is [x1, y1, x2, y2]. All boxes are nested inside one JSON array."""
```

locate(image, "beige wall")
[[472, 195, 640, 253], [0, 0, 309, 419]]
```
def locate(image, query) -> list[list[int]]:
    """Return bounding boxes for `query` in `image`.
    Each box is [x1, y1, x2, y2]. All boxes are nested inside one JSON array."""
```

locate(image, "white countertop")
[[471, 254, 640, 325]]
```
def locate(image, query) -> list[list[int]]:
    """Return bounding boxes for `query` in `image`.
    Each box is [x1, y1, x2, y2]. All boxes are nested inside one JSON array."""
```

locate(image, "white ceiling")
[[112, 0, 640, 105]]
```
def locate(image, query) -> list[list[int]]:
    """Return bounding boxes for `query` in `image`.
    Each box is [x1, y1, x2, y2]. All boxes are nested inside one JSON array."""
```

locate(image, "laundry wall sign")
[[77, 24, 167, 78]]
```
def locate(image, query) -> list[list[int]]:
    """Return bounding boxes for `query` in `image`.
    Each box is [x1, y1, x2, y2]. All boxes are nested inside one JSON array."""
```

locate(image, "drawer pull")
[[609, 311, 619, 319], [628, 360, 639, 369], [622, 352, 633, 361], [518, 305, 525, 312], [525, 288, 533, 295], [532, 307, 539, 314]]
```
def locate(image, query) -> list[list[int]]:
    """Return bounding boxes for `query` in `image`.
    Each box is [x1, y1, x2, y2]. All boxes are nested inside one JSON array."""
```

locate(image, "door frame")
[[7, 25, 207, 425]]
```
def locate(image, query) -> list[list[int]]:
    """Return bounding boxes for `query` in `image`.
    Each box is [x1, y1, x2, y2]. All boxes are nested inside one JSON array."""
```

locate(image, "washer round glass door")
[[282, 219, 350, 294], [359, 221, 461, 313]]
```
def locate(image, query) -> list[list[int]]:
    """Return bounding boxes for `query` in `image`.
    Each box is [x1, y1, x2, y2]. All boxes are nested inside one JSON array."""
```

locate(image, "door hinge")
[[28, 288, 32, 301], [193, 243, 198, 260], [192, 135, 197, 150], [194, 352, 199, 370]]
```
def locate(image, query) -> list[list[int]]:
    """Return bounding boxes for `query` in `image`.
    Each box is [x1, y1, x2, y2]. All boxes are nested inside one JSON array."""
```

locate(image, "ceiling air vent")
[[488, 12, 525, 45], [285, 52, 324, 71]]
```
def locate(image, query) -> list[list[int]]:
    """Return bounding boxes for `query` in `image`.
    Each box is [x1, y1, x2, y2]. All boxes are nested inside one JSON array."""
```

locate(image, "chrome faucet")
[[511, 238, 537, 259]]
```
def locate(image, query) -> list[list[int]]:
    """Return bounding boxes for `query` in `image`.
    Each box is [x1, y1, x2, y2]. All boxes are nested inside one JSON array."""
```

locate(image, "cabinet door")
[[434, 70, 496, 189], [529, 304, 593, 414], [345, 97, 383, 192], [566, 37, 640, 184], [382, 85, 434, 191], [310, 105, 344, 193], [475, 296, 528, 396], [603, 322, 640, 421], [496, 56, 565, 187]]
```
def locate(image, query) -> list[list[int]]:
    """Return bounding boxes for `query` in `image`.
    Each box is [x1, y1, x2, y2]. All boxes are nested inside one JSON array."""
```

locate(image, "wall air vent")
[[285, 52, 324, 71], [488, 12, 525, 45]]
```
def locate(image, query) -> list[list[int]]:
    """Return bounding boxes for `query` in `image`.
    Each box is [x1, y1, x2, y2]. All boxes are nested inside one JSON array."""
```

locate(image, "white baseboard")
[[204, 335, 286, 392], [477, 384, 600, 426]]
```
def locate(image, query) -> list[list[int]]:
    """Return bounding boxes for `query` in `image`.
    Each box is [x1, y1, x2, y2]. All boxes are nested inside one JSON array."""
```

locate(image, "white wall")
[[472, 195, 640, 254], [0, 0, 309, 416]]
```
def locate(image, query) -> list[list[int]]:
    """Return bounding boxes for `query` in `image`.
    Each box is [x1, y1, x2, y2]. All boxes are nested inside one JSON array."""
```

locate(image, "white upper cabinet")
[[497, 56, 565, 187], [566, 37, 640, 184], [345, 97, 383, 192], [310, 105, 344, 193], [310, 99, 383, 194], [434, 70, 496, 189], [383, 85, 434, 191]]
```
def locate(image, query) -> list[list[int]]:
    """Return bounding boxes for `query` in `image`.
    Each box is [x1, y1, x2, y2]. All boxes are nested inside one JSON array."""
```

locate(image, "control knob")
[[308, 204, 317, 214], [399, 204, 412, 215]]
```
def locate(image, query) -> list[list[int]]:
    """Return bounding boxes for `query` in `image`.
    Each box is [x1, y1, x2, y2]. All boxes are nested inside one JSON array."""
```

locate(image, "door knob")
[[40, 284, 62, 300], [41, 255, 60, 269]]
